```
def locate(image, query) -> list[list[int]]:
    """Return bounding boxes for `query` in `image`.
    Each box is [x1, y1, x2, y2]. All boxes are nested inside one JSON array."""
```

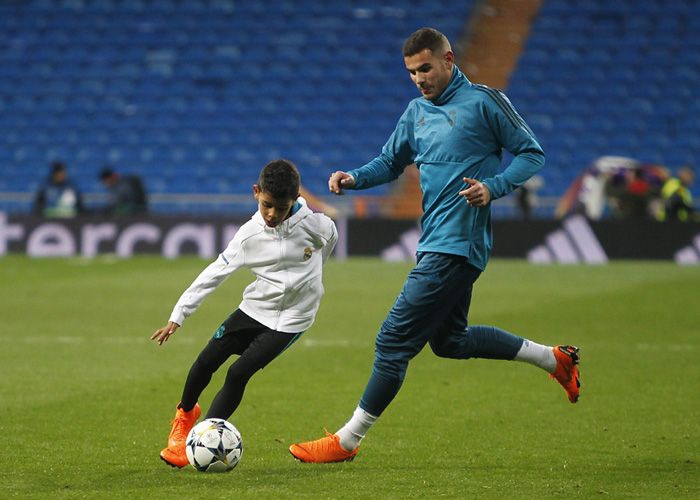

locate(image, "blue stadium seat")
[[22, 0, 700, 212], [508, 0, 700, 196]]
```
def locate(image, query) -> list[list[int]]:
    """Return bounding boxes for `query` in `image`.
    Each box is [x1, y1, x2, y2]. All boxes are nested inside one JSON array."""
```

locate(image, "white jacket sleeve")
[[321, 217, 338, 263], [168, 236, 244, 326]]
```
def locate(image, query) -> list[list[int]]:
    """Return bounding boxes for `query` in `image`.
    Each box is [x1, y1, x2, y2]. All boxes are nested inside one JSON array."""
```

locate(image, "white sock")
[[515, 339, 556, 373], [336, 406, 378, 451]]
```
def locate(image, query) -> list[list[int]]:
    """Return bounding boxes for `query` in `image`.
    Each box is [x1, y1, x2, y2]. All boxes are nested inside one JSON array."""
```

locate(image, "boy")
[[151, 159, 337, 468]]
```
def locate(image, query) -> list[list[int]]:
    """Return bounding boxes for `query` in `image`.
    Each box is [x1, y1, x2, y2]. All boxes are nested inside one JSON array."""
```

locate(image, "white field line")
[[635, 343, 696, 351], [1, 335, 364, 348]]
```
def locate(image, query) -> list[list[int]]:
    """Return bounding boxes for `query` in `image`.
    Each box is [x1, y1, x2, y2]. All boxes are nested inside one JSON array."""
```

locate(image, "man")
[[289, 27, 580, 463], [99, 167, 148, 215], [34, 161, 85, 218], [658, 166, 695, 221]]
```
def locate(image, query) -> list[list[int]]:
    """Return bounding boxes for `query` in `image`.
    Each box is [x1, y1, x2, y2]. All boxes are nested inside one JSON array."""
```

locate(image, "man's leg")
[[427, 262, 524, 361], [358, 253, 478, 416], [290, 253, 475, 462], [427, 265, 580, 402]]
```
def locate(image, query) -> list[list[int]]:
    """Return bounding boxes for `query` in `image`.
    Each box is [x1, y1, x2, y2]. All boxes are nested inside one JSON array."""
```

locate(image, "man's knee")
[[429, 333, 475, 359], [429, 338, 452, 358], [373, 355, 408, 383], [373, 337, 414, 382], [429, 340, 452, 358]]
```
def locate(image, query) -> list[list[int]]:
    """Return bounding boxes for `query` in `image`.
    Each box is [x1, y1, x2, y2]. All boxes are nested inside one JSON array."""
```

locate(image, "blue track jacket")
[[347, 66, 545, 270]]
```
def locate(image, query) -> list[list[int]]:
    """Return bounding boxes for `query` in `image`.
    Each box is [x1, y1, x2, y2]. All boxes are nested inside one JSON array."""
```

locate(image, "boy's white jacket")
[[169, 197, 337, 333]]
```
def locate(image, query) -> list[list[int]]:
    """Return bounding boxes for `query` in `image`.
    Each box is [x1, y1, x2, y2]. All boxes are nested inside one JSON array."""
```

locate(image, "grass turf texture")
[[0, 256, 698, 498]]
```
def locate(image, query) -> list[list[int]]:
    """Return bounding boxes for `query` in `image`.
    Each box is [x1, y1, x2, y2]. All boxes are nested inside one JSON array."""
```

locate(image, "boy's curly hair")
[[258, 159, 300, 200]]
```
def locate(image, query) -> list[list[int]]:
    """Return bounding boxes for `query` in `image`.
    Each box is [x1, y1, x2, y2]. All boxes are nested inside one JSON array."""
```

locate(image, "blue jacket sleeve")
[[347, 107, 415, 190], [479, 90, 545, 200]]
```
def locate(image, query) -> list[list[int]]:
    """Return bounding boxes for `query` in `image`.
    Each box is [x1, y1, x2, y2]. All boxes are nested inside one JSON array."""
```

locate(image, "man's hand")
[[459, 177, 491, 207], [328, 171, 356, 194], [150, 321, 180, 346]]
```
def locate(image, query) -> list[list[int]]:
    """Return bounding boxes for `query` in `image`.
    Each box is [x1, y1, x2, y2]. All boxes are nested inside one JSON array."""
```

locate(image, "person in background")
[[658, 166, 695, 221], [99, 166, 148, 216], [516, 174, 544, 219], [34, 160, 85, 218], [605, 167, 655, 219]]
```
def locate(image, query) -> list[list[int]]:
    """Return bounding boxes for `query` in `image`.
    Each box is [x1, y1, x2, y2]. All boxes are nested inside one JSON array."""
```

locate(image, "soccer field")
[[1, 256, 698, 498]]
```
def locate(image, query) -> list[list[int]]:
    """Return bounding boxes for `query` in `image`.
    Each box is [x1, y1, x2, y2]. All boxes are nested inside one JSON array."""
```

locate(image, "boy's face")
[[253, 185, 297, 228]]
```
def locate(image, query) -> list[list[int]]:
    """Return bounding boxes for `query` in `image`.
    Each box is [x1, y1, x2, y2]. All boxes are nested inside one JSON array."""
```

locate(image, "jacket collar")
[[252, 196, 311, 233], [431, 65, 471, 106]]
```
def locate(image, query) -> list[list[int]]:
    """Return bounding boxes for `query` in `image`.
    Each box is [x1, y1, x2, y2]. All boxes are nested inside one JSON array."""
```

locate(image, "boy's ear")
[[252, 184, 261, 197]]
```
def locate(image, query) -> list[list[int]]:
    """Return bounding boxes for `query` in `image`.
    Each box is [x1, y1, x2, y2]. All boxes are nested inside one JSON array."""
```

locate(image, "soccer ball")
[[185, 418, 243, 472]]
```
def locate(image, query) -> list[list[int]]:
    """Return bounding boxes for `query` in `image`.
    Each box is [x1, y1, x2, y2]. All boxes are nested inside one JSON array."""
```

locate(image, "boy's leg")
[[160, 404, 202, 468], [206, 329, 301, 419], [161, 310, 254, 467], [179, 310, 254, 411]]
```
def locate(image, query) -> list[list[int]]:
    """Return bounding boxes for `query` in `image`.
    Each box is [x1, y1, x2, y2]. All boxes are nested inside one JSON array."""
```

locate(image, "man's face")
[[253, 185, 296, 228], [53, 170, 67, 184], [404, 48, 454, 101], [679, 169, 694, 187]]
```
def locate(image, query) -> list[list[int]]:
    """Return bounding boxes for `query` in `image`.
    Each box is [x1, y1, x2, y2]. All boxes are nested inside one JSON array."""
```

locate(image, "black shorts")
[[197, 309, 302, 371]]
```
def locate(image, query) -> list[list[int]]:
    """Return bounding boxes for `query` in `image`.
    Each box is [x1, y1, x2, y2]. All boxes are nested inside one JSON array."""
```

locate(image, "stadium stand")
[[1, 0, 697, 216], [507, 0, 700, 200], [0, 0, 472, 213]]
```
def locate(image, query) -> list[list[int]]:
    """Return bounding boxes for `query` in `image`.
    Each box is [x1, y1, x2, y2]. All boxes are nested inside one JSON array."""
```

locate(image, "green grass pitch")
[[1, 256, 698, 498]]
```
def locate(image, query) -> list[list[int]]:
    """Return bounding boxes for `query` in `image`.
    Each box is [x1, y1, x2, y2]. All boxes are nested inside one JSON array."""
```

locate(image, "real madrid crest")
[[303, 247, 313, 261]]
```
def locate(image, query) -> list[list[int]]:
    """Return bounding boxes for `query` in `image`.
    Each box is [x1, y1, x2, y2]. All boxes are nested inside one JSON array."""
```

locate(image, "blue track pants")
[[359, 252, 524, 416]]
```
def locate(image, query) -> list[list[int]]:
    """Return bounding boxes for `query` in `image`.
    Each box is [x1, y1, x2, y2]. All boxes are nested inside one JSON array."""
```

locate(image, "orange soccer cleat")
[[289, 431, 358, 463], [550, 345, 581, 403], [159, 403, 201, 468]]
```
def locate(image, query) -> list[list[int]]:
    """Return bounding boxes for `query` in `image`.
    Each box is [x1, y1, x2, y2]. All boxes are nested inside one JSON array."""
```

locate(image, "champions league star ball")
[[186, 418, 243, 472]]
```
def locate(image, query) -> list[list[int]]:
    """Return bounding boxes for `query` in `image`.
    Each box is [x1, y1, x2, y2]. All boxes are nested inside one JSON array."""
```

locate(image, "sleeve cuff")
[[169, 310, 185, 326]]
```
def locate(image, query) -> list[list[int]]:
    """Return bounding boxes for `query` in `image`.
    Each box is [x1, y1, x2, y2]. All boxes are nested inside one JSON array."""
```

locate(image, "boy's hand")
[[328, 171, 356, 194], [150, 321, 180, 345], [459, 177, 491, 207]]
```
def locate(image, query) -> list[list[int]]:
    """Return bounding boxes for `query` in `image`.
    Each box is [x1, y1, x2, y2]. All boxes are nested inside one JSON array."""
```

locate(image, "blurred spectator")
[[516, 174, 544, 219], [556, 156, 669, 220], [658, 166, 695, 221], [605, 167, 658, 219], [99, 167, 148, 215], [34, 161, 85, 218]]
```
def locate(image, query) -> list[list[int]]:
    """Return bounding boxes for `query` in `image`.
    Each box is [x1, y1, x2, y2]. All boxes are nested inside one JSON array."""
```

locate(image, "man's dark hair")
[[402, 27, 450, 57], [258, 159, 300, 200], [99, 166, 115, 181]]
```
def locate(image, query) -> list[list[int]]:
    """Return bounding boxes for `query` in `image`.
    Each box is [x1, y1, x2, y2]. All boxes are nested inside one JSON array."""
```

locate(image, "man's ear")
[[444, 50, 455, 67], [252, 184, 261, 198]]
